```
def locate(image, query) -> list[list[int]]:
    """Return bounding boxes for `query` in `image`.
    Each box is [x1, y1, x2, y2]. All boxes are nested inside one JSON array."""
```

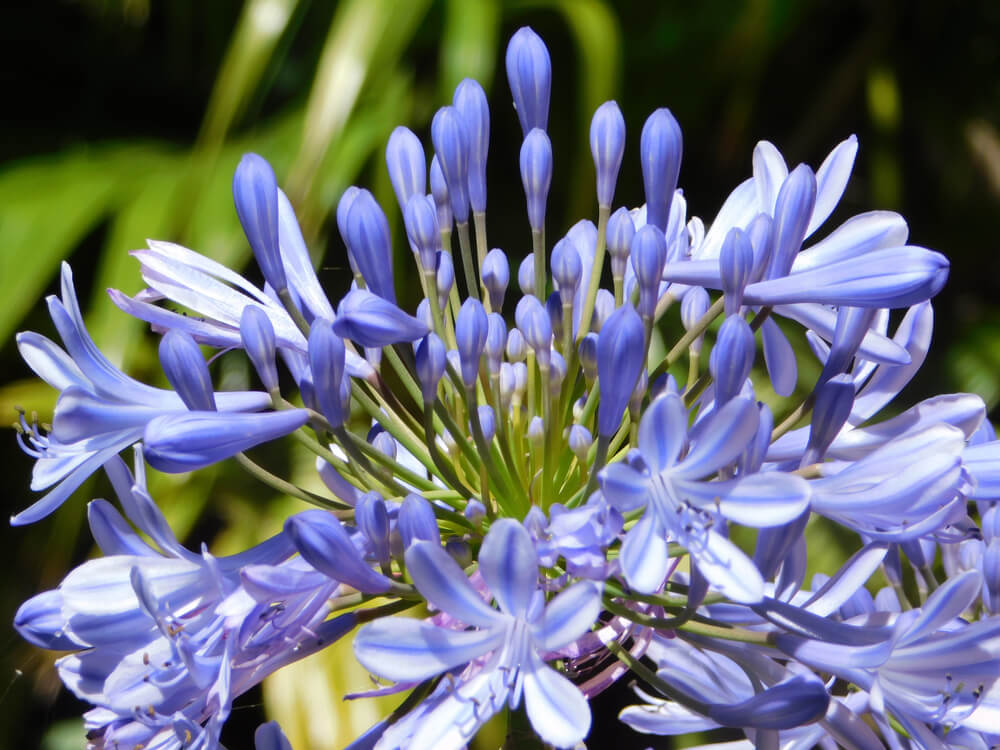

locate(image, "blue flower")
[[354, 519, 600, 748], [600, 393, 809, 600]]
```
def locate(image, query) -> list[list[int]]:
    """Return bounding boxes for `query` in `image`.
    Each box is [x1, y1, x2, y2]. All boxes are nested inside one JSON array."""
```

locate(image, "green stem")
[[576, 204, 611, 340]]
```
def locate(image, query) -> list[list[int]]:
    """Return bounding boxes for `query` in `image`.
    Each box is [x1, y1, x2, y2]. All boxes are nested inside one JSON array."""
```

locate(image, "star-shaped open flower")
[[599, 392, 810, 601], [353, 519, 601, 749]]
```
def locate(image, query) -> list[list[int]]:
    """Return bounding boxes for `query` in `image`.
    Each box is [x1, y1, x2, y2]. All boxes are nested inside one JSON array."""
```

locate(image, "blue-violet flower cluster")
[[13, 25, 1000, 750]]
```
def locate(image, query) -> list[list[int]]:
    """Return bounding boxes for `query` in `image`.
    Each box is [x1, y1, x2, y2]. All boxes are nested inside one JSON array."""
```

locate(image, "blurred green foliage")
[[2, 1, 999, 748]]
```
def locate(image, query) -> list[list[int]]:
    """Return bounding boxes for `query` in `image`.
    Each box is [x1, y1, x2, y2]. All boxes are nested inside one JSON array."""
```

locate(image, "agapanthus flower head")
[[17, 23, 1000, 750]]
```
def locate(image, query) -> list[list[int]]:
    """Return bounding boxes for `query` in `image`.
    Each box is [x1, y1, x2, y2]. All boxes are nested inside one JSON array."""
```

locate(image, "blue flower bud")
[[518, 253, 536, 296], [308, 319, 347, 428], [453, 78, 489, 214], [606, 206, 636, 278], [549, 350, 566, 395], [431, 106, 471, 224], [481, 247, 510, 310], [346, 189, 396, 303], [145, 410, 309, 473], [415, 332, 446, 402], [499, 362, 515, 411], [317, 457, 361, 506], [630, 369, 649, 414], [590, 101, 626, 207], [578, 332, 598, 383], [630, 224, 668, 317], [551, 237, 582, 305], [415, 297, 432, 329], [446, 536, 473, 567], [505, 26, 551, 137], [436, 250, 455, 306], [804, 374, 854, 464], [817, 306, 877, 388], [333, 289, 428, 347], [528, 415, 545, 446], [709, 315, 755, 406], [403, 194, 441, 272], [233, 153, 287, 293], [515, 295, 553, 368], [767, 164, 816, 280], [680, 286, 711, 355], [399, 493, 440, 548], [429, 156, 453, 233], [385, 126, 426, 215], [464, 498, 487, 524], [369, 426, 397, 461], [356, 491, 391, 566], [476, 404, 496, 442], [596, 303, 644, 437], [159, 329, 216, 412], [455, 298, 488, 386], [546, 291, 563, 344], [335, 186, 362, 277], [720, 227, 754, 316], [485, 313, 506, 373], [286, 510, 393, 593], [506, 327, 527, 362], [568, 424, 593, 461], [520, 128, 552, 233], [640, 109, 683, 233], [512, 361, 528, 398], [592, 289, 615, 332]]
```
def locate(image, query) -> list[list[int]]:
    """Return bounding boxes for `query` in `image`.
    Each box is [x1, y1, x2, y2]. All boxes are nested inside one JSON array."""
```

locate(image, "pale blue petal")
[[16, 331, 87, 392], [638, 394, 687, 472], [698, 178, 758, 260], [803, 543, 887, 616], [678, 397, 758, 479], [684, 472, 810, 527], [531, 580, 602, 651], [619, 700, 720, 735], [621, 513, 669, 594], [405, 540, 501, 628], [406, 669, 509, 750], [794, 210, 908, 272], [598, 463, 650, 511], [807, 135, 858, 236], [775, 302, 909, 365], [87, 499, 157, 557], [523, 649, 591, 749], [896, 569, 982, 648], [353, 618, 504, 682], [691, 529, 764, 604], [752, 140, 787, 213], [849, 301, 932, 424], [478, 519, 538, 618], [722, 476, 805, 532]]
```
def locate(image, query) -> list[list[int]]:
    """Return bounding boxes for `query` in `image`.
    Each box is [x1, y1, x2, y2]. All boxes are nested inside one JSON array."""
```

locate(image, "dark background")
[[1, 1, 998, 747]]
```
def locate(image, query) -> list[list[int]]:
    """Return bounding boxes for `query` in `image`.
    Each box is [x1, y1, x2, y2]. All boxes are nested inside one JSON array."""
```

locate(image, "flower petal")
[[638, 393, 687, 472], [523, 649, 591, 749], [478, 519, 538, 618], [405, 540, 500, 628], [621, 513, 669, 594], [353, 618, 503, 682], [531, 580, 602, 651]]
